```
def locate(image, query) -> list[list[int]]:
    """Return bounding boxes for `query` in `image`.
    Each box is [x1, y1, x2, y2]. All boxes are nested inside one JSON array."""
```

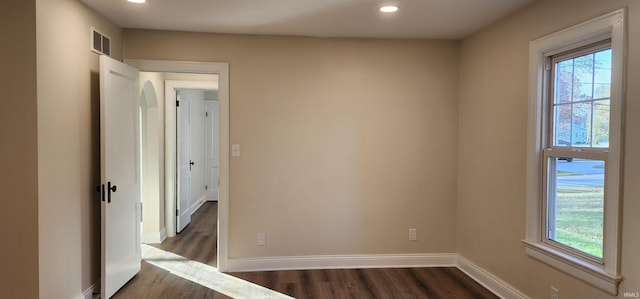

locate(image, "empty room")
[[1, 0, 639, 298]]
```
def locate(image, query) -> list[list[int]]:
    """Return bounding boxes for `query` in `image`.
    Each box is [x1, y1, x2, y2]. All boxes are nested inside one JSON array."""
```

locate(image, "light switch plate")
[[232, 144, 240, 157]]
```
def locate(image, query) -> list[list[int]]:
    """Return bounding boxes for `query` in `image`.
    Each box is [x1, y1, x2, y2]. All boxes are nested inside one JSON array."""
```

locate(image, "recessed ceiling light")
[[127, 0, 146, 3], [380, 5, 399, 13]]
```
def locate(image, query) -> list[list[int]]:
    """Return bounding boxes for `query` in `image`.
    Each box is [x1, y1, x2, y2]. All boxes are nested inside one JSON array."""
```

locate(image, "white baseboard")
[[456, 256, 529, 299], [190, 195, 206, 215], [226, 253, 527, 298], [142, 227, 168, 244], [79, 280, 99, 299], [207, 189, 218, 201], [160, 227, 167, 242], [226, 253, 457, 273], [142, 231, 161, 244]]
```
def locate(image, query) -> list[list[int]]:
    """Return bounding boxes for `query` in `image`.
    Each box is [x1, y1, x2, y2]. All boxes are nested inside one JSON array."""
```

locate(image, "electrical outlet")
[[409, 228, 417, 241], [551, 287, 559, 299], [257, 232, 266, 246]]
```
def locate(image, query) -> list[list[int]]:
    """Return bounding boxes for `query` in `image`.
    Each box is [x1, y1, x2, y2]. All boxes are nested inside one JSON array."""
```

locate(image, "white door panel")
[[100, 56, 141, 298], [177, 94, 192, 232]]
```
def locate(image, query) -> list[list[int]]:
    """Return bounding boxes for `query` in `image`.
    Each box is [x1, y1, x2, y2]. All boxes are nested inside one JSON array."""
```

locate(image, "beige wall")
[[140, 72, 165, 242], [457, 0, 640, 297], [36, 0, 122, 297], [0, 0, 39, 298], [124, 32, 460, 257], [8, 1, 636, 297]]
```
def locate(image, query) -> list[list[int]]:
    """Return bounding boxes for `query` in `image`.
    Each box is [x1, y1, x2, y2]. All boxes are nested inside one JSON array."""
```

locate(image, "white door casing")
[[100, 56, 141, 298], [124, 59, 230, 271], [205, 100, 219, 201], [176, 93, 192, 233]]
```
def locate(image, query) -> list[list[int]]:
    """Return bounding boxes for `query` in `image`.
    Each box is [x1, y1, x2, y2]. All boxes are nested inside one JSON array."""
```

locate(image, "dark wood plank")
[[153, 202, 218, 267], [231, 267, 498, 299], [112, 261, 231, 299]]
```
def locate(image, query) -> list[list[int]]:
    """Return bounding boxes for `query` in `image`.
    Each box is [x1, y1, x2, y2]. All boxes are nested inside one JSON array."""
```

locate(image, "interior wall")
[[124, 31, 460, 258], [140, 76, 164, 243], [0, 0, 39, 297], [35, 0, 122, 297], [457, 0, 640, 298]]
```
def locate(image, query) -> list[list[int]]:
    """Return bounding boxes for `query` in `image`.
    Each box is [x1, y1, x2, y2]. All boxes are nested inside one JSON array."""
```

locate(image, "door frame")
[[204, 100, 219, 201], [171, 84, 215, 233], [125, 59, 230, 271]]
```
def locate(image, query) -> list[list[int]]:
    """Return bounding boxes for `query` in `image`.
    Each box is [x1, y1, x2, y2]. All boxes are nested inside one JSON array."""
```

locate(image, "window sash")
[[541, 149, 607, 264], [547, 43, 612, 151]]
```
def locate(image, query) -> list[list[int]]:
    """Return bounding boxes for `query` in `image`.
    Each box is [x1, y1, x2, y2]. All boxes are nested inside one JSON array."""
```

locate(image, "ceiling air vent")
[[91, 27, 111, 56]]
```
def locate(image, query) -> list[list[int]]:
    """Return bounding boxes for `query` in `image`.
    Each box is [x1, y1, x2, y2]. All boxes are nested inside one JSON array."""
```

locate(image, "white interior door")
[[205, 100, 219, 201], [177, 93, 192, 233], [100, 56, 141, 298]]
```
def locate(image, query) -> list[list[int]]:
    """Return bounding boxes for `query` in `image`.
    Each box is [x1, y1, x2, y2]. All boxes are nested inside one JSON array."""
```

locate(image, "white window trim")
[[523, 9, 625, 295]]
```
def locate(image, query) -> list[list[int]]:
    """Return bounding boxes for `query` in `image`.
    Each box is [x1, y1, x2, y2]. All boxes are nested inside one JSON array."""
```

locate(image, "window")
[[545, 44, 611, 260], [524, 10, 624, 295]]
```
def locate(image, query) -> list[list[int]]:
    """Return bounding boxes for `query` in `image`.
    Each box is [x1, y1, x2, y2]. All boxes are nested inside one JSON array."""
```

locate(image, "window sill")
[[522, 240, 621, 295]]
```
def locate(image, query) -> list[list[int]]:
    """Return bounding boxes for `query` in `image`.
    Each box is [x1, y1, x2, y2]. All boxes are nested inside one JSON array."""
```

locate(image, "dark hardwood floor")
[[113, 202, 225, 299], [153, 202, 219, 267], [113, 202, 497, 299], [231, 267, 497, 299]]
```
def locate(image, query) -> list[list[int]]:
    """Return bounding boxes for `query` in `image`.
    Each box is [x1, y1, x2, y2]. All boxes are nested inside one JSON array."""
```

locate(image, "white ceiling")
[[81, 0, 537, 40]]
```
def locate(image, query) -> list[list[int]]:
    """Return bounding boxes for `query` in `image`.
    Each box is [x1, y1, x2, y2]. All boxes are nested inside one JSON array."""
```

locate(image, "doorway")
[[175, 86, 219, 233], [127, 59, 230, 271]]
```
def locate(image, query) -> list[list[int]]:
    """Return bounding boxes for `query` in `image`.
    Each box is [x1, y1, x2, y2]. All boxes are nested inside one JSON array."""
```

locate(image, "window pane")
[[547, 158, 604, 258], [573, 54, 594, 102], [555, 60, 573, 104], [571, 102, 591, 147], [593, 100, 610, 148], [593, 49, 612, 99], [554, 104, 572, 146]]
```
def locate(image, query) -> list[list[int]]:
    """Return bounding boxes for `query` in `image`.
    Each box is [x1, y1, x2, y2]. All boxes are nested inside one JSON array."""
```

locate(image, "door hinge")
[[140, 203, 143, 222], [205, 112, 209, 117], [205, 185, 208, 190], [176, 100, 180, 107]]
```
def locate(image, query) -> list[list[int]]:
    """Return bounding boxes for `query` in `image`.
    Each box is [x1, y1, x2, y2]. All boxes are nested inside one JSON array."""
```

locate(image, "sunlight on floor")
[[141, 244, 294, 299]]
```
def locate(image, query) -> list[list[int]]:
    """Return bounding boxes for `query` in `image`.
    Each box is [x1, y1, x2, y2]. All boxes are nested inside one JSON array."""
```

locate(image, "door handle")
[[190, 160, 195, 171], [107, 182, 117, 203]]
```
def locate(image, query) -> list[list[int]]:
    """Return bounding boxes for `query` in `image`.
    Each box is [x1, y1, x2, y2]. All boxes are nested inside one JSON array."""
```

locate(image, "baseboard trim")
[[226, 253, 457, 273], [79, 280, 99, 299], [142, 227, 167, 244], [456, 256, 529, 299], [207, 189, 219, 201], [160, 227, 167, 242], [226, 253, 526, 298], [190, 195, 206, 215]]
